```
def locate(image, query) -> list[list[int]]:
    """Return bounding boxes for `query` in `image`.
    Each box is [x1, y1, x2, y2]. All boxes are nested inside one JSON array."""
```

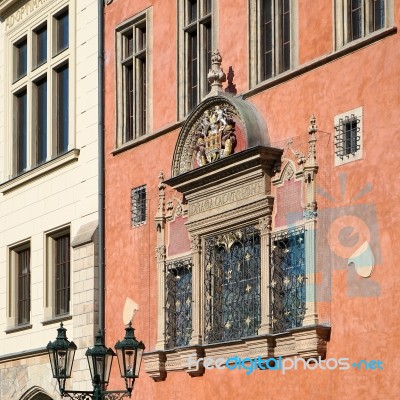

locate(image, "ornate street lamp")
[[46, 323, 77, 394], [47, 323, 145, 400], [114, 322, 145, 393]]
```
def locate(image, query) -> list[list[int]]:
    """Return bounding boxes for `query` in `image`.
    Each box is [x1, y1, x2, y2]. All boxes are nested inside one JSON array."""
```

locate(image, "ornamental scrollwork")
[[304, 201, 318, 219], [156, 245, 166, 262], [190, 235, 201, 252]]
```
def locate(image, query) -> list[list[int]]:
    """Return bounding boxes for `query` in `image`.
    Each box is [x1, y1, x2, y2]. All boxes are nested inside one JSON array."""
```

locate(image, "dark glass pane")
[[205, 24, 212, 93], [36, 78, 47, 165], [15, 39, 27, 80], [18, 248, 30, 325], [188, 0, 197, 23], [55, 234, 70, 316], [36, 25, 47, 66], [56, 64, 69, 154], [350, 0, 362, 40], [137, 26, 146, 51], [189, 32, 198, 110], [138, 58, 146, 136], [56, 10, 69, 53], [16, 90, 27, 174], [344, 119, 358, 155], [125, 65, 134, 142], [262, 0, 273, 79], [281, 0, 291, 72], [125, 31, 134, 57], [204, 0, 212, 15], [373, 0, 385, 31]]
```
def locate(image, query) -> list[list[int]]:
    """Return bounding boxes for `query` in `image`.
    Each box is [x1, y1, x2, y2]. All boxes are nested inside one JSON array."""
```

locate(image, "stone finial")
[[207, 49, 226, 95]]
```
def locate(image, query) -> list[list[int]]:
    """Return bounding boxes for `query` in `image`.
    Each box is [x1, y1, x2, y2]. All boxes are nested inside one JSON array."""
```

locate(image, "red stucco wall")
[[104, 1, 400, 399]]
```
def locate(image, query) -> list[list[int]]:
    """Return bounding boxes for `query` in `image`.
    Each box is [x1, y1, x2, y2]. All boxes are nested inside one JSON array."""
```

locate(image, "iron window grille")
[[165, 258, 193, 349], [334, 114, 361, 159], [17, 248, 31, 325], [270, 226, 306, 333], [131, 186, 147, 226], [204, 226, 261, 344]]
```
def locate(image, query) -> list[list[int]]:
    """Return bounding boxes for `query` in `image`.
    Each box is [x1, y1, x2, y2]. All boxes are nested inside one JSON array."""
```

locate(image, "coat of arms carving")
[[193, 106, 237, 166]]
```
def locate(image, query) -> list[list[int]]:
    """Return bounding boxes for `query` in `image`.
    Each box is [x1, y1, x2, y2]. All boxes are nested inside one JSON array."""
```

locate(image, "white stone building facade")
[[0, 0, 100, 399]]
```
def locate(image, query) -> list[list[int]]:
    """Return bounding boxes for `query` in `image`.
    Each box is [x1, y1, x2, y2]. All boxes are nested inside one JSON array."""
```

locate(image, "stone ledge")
[[0, 149, 80, 194], [143, 325, 330, 381]]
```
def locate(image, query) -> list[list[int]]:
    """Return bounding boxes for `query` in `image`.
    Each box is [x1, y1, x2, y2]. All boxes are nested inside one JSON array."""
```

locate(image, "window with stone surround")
[[249, 0, 298, 87], [144, 105, 329, 382], [334, 106, 363, 165], [116, 9, 152, 146], [177, 0, 216, 118], [334, 0, 393, 48], [6, 241, 31, 331], [44, 226, 71, 321], [7, 4, 72, 179]]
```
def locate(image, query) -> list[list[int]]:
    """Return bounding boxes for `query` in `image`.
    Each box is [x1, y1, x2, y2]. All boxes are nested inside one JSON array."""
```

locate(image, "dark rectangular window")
[[204, 226, 261, 344], [350, 0, 362, 41], [137, 26, 146, 136], [16, 90, 28, 174], [262, 0, 273, 80], [125, 64, 134, 142], [188, 0, 198, 23], [165, 259, 193, 349], [35, 78, 47, 165], [204, 0, 212, 15], [132, 186, 147, 226], [281, 0, 291, 72], [372, 0, 385, 31], [35, 25, 47, 67], [334, 115, 361, 159], [15, 38, 27, 80], [188, 31, 198, 111], [55, 234, 70, 316], [55, 10, 69, 54], [270, 227, 306, 333], [205, 23, 212, 93], [56, 64, 69, 155], [17, 248, 30, 325]]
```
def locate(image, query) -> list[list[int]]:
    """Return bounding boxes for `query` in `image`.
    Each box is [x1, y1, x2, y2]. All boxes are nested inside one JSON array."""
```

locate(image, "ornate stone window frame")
[[144, 109, 329, 380]]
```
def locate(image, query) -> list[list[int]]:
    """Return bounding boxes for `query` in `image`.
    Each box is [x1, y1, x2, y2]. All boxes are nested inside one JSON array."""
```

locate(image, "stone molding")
[[143, 326, 330, 380]]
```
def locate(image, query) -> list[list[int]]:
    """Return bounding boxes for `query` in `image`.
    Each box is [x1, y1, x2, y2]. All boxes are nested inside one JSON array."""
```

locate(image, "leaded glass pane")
[[204, 226, 261, 344], [165, 258, 193, 348], [270, 226, 306, 333]]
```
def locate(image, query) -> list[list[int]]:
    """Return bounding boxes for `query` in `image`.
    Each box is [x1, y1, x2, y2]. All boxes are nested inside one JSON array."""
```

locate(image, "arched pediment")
[[171, 92, 270, 177]]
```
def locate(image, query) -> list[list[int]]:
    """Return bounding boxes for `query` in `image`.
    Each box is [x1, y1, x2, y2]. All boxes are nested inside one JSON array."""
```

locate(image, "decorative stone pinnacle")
[[308, 114, 318, 135], [207, 49, 226, 95]]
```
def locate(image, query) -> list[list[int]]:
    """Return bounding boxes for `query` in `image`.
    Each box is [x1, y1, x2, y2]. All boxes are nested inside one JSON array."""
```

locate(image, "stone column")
[[189, 234, 202, 345], [257, 199, 274, 335], [302, 115, 319, 326], [155, 172, 167, 350]]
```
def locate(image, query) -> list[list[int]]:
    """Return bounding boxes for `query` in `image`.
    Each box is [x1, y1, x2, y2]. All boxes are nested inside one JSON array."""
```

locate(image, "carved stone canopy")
[[171, 92, 272, 177]]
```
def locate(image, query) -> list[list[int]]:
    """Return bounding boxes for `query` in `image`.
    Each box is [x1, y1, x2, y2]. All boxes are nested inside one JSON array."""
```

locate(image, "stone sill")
[[0, 149, 80, 194], [41, 314, 72, 326], [143, 325, 331, 381], [4, 323, 32, 334]]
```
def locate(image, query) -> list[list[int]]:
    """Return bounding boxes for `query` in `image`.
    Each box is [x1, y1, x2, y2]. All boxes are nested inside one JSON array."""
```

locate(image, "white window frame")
[[6, 240, 31, 331], [249, 0, 298, 88], [177, 0, 218, 119], [43, 225, 71, 321], [4, 1, 75, 181], [115, 9, 153, 147], [334, 0, 394, 48]]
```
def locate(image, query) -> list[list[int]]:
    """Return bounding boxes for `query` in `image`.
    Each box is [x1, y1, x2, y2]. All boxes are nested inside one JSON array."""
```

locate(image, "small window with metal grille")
[[334, 107, 363, 165], [131, 185, 147, 226]]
